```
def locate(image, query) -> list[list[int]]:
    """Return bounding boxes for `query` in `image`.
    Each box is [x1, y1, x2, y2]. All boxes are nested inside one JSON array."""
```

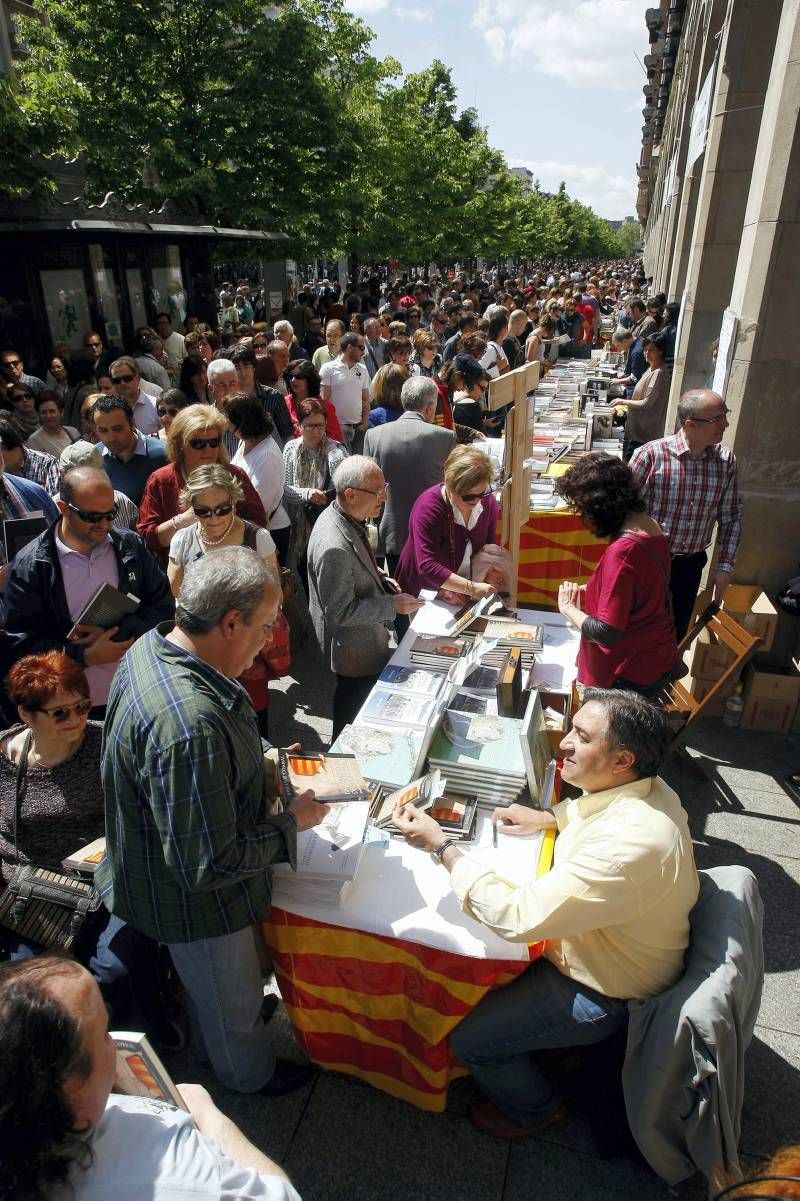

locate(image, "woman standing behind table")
[[396, 445, 505, 603], [555, 453, 677, 697], [282, 398, 348, 595], [227, 393, 291, 566]]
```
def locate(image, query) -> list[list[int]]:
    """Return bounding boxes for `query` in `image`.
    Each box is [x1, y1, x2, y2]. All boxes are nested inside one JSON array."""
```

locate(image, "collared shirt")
[[362, 338, 386, 380], [132, 390, 161, 436], [20, 371, 46, 398], [100, 431, 168, 506], [319, 356, 369, 425], [18, 446, 60, 496], [54, 527, 120, 704], [95, 625, 297, 943], [630, 429, 742, 571], [450, 776, 699, 1000]]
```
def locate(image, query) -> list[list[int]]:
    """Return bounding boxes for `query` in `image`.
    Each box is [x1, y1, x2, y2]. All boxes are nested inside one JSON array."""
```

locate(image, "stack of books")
[[467, 619, 544, 673], [369, 770, 478, 843], [426, 716, 528, 806], [377, 663, 447, 698], [271, 800, 371, 907], [331, 722, 429, 789], [360, 688, 439, 731], [409, 633, 468, 669]]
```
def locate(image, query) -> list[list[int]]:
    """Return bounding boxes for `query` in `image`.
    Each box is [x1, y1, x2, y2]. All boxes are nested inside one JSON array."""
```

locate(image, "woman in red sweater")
[[137, 403, 266, 566], [555, 454, 677, 697]]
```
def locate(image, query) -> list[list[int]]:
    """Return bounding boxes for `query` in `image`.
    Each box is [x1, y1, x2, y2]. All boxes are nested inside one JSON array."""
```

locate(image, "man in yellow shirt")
[[394, 688, 699, 1140]]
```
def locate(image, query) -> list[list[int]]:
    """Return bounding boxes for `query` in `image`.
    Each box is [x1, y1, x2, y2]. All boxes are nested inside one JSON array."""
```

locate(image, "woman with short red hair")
[[0, 652, 163, 1034]]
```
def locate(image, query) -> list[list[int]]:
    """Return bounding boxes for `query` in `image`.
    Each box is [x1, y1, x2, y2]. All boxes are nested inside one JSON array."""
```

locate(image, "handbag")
[[0, 732, 102, 951]]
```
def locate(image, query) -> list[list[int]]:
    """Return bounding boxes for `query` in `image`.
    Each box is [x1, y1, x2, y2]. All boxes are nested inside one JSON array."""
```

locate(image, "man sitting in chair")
[[394, 688, 699, 1140]]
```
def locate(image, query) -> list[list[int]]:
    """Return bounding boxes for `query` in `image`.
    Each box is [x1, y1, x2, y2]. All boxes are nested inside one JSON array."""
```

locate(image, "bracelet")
[[171, 515, 180, 531]]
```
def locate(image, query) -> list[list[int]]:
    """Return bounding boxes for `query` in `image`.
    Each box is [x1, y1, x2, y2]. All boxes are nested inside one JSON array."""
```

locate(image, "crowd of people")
[[0, 259, 763, 1201]]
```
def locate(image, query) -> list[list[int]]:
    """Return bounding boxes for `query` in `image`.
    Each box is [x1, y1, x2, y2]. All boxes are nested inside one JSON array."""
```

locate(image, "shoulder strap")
[[12, 731, 33, 854], [242, 521, 259, 550]]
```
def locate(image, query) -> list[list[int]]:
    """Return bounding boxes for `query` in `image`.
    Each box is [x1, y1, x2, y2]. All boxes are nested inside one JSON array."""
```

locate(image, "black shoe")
[[256, 1059, 315, 1098], [261, 993, 281, 1025], [148, 1015, 187, 1054]]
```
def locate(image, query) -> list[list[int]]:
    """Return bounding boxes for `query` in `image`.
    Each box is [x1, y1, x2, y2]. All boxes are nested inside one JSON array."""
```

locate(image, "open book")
[[277, 751, 370, 804], [111, 1031, 187, 1110]]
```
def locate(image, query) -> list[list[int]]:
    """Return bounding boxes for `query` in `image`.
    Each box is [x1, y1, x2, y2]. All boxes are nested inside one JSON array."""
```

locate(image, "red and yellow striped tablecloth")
[[264, 828, 556, 1112], [517, 508, 607, 609]]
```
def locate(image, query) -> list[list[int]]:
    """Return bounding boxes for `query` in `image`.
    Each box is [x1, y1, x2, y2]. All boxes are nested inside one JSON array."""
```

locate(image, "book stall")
[[491, 353, 625, 608], [262, 592, 580, 1112]]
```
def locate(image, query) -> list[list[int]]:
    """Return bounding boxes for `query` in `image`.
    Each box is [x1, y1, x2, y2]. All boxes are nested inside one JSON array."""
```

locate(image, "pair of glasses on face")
[[111, 373, 136, 385], [460, 489, 489, 503], [351, 484, 388, 499], [193, 502, 233, 518], [188, 436, 221, 450], [158, 406, 179, 418], [12, 392, 33, 402], [3, 359, 22, 369], [691, 407, 731, 425], [302, 422, 326, 432], [253, 341, 268, 350], [67, 501, 118, 523], [37, 698, 92, 722]]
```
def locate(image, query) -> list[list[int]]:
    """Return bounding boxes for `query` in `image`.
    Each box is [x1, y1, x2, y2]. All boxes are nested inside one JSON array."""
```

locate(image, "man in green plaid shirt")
[[97, 547, 329, 1096]]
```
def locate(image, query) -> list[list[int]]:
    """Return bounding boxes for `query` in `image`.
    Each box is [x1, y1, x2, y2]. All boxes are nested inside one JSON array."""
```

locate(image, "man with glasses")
[[108, 357, 161, 434], [319, 332, 370, 454], [630, 389, 741, 638], [0, 348, 46, 399], [4, 465, 172, 710], [93, 395, 167, 506], [307, 455, 422, 737]]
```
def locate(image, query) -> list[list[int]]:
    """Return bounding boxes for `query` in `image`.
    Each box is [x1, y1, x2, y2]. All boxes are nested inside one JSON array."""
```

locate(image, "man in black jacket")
[[4, 465, 173, 711]]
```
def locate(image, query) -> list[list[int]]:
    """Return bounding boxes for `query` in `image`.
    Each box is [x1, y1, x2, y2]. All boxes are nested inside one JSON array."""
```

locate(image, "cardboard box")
[[675, 672, 738, 718], [721, 586, 778, 654], [685, 627, 737, 680], [539, 688, 572, 755], [741, 660, 800, 733]]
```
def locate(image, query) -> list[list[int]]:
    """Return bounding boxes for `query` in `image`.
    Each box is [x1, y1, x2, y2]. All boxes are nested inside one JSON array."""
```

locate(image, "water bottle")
[[722, 683, 744, 728]]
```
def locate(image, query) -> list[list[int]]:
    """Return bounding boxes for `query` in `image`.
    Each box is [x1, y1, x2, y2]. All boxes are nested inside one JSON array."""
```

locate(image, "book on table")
[[277, 750, 370, 804], [62, 836, 106, 874], [427, 715, 527, 806], [377, 663, 447, 698], [519, 688, 553, 804], [111, 1032, 187, 1110], [70, 581, 140, 632], [428, 791, 478, 841], [331, 723, 426, 788], [2, 511, 48, 562], [447, 690, 499, 717], [409, 633, 468, 668], [360, 687, 439, 730], [271, 800, 371, 906], [369, 768, 445, 830]]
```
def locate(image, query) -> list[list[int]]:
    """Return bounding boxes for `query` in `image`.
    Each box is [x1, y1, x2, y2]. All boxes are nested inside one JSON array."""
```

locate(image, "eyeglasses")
[[459, 489, 489, 503], [193, 501, 234, 518], [66, 502, 119, 523], [12, 391, 33, 401], [301, 422, 326, 431], [187, 436, 221, 450], [111, 373, 136, 384], [691, 408, 730, 425], [157, 406, 180, 417], [37, 698, 93, 722], [351, 484, 388, 499], [252, 341, 268, 349]]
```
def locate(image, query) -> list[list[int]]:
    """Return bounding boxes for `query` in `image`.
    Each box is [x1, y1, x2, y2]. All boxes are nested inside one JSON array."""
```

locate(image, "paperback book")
[[277, 751, 370, 804], [378, 663, 446, 698], [111, 1032, 187, 1110]]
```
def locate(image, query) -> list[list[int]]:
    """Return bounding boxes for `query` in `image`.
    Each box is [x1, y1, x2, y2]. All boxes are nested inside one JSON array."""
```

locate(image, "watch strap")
[[432, 838, 458, 863]]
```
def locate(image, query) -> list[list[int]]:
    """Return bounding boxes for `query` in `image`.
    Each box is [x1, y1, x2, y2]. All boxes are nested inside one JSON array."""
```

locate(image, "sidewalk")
[[168, 637, 800, 1200]]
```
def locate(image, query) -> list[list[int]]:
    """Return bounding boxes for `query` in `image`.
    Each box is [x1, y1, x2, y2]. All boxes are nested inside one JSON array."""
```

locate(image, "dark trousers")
[[384, 553, 409, 641], [332, 673, 378, 741], [271, 526, 291, 567], [669, 550, 707, 641], [622, 438, 644, 463]]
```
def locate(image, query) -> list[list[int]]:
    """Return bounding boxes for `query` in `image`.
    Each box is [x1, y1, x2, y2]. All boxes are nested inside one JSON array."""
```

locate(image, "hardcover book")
[[70, 582, 140, 632], [111, 1032, 187, 1110], [277, 751, 370, 804]]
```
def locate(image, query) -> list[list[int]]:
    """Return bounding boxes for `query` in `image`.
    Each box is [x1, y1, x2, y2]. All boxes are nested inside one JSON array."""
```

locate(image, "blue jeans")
[[167, 924, 273, 1093], [450, 957, 629, 1126]]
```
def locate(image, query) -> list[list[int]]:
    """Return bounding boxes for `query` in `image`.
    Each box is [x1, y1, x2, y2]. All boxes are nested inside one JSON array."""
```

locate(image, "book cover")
[[409, 634, 466, 661], [520, 689, 551, 800], [483, 620, 543, 647], [447, 691, 499, 717], [61, 836, 106, 874], [2, 512, 48, 562], [332, 723, 423, 788], [428, 791, 478, 834], [371, 768, 445, 829], [277, 751, 370, 804], [111, 1032, 187, 1110], [378, 664, 446, 698], [72, 582, 140, 631], [361, 688, 438, 730], [430, 715, 526, 775]]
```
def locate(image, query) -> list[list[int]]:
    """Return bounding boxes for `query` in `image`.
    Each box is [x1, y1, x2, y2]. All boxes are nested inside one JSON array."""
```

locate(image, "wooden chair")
[[657, 602, 762, 752]]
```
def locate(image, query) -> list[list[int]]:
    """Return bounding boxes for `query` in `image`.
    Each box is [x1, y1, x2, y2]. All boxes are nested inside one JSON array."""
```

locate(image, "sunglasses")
[[111, 373, 136, 384], [252, 341, 268, 349], [460, 489, 489, 503], [38, 698, 93, 722], [12, 391, 33, 401], [66, 501, 118, 523], [3, 359, 22, 368], [188, 436, 221, 450], [157, 406, 180, 417], [193, 502, 233, 518]]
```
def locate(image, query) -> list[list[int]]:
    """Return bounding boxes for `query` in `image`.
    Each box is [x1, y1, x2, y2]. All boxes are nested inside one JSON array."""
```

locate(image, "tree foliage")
[[3, 0, 628, 263]]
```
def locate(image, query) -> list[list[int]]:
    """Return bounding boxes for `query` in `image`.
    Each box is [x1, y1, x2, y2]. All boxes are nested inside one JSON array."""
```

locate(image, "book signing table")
[[263, 606, 579, 1112]]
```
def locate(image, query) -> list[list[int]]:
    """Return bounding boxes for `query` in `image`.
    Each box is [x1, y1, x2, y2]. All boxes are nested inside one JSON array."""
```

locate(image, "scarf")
[[9, 409, 40, 440], [294, 437, 331, 491]]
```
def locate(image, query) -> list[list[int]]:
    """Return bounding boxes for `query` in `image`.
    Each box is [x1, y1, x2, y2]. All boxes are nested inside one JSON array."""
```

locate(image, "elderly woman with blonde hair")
[[136, 402, 266, 563], [396, 444, 505, 601]]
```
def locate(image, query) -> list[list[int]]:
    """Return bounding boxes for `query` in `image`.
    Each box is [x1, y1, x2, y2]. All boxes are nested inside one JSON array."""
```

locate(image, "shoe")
[[256, 1059, 316, 1098], [148, 1016, 187, 1054], [261, 993, 281, 1025], [469, 1099, 568, 1140]]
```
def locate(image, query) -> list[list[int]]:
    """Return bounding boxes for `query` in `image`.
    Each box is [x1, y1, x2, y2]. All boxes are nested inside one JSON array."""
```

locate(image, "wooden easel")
[[489, 362, 540, 606]]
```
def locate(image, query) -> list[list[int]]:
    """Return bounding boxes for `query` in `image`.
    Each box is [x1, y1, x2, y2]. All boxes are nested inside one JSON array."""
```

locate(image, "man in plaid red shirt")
[[630, 389, 741, 639]]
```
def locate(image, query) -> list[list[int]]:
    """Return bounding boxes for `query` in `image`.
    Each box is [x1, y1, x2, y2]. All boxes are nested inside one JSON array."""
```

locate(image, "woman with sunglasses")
[[0, 652, 158, 1027], [283, 359, 343, 442], [155, 387, 191, 443], [178, 352, 209, 405], [282, 397, 348, 596], [137, 403, 266, 565], [396, 444, 502, 603], [4, 383, 40, 442]]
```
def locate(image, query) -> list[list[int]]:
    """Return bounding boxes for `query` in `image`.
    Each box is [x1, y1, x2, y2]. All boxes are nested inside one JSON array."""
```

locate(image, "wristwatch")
[[432, 838, 458, 864]]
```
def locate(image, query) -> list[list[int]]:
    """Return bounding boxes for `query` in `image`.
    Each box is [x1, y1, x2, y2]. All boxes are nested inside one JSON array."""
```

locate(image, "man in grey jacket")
[[307, 456, 422, 738], [363, 376, 456, 577]]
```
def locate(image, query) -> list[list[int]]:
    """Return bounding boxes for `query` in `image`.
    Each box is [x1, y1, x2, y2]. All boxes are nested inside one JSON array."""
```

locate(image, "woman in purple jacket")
[[396, 445, 502, 602]]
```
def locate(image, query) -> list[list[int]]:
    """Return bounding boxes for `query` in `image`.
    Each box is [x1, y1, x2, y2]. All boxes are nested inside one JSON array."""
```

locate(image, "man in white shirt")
[[394, 688, 699, 1140], [0, 956, 301, 1201], [155, 312, 187, 379], [319, 333, 370, 453], [109, 357, 160, 435]]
